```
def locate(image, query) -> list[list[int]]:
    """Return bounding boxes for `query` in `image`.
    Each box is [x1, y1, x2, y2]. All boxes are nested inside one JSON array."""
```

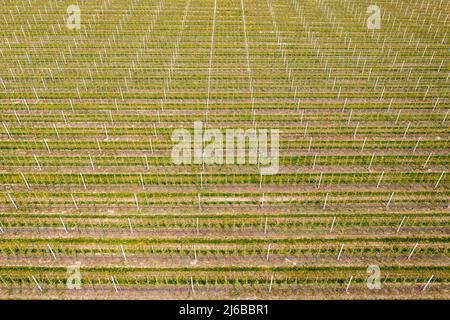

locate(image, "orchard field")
[[0, 0, 448, 299]]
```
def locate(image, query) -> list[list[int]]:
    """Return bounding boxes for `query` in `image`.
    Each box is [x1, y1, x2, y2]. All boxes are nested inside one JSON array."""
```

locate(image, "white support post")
[[434, 171, 445, 188], [149, 138, 154, 154], [43, 139, 50, 152], [31, 276, 43, 292], [34, 154, 41, 170], [47, 244, 56, 260], [96, 139, 102, 153], [140, 173, 145, 190], [345, 275, 353, 293], [377, 171, 384, 188], [261, 193, 265, 208], [323, 192, 329, 209], [120, 245, 127, 261], [193, 245, 198, 264], [268, 275, 274, 293], [71, 194, 78, 209], [134, 194, 140, 210], [89, 153, 95, 170], [104, 124, 109, 140], [3, 122, 12, 139], [264, 217, 268, 234], [128, 218, 133, 234], [386, 192, 394, 209], [53, 123, 59, 139], [61, 110, 68, 125], [361, 137, 367, 153], [368, 153, 375, 170], [403, 121, 411, 138], [60, 217, 68, 233], [337, 243, 344, 260], [80, 173, 87, 190], [14, 110, 21, 125], [317, 172, 323, 189], [21, 173, 30, 189], [413, 137, 421, 153], [423, 152, 432, 168], [190, 276, 195, 293], [266, 244, 272, 261], [7, 193, 17, 210], [395, 109, 402, 124], [330, 216, 336, 233], [111, 276, 118, 293], [442, 110, 448, 124], [353, 122, 359, 139], [432, 98, 439, 111], [312, 153, 317, 169], [422, 275, 434, 292], [396, 216, 406, 233], [144, 155, 149, 169], [408, 243, 419, 260]]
